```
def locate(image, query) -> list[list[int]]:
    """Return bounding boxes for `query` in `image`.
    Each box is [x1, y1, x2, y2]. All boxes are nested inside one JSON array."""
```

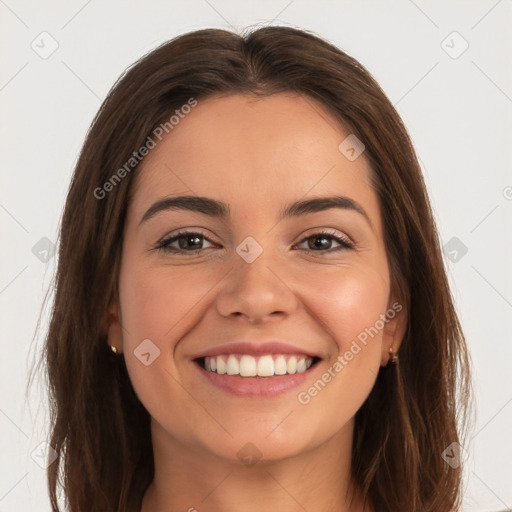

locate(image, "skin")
[[106, 92, 406, 512]]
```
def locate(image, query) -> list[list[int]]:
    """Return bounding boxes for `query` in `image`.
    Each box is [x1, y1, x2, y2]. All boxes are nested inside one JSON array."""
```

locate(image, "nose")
[[215, 250, 299, 325]]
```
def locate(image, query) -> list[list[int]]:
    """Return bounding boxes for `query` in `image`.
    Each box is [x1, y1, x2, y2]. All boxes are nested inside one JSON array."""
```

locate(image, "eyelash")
[[153, 229, 354, 255]]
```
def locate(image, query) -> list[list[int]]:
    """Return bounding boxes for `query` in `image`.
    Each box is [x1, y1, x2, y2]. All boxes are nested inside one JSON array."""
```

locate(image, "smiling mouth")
[[195, 354, 322, 377]]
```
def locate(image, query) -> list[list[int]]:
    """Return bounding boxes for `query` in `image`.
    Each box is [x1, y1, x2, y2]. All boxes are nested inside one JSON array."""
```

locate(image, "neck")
[[141, 418, 371, 512]]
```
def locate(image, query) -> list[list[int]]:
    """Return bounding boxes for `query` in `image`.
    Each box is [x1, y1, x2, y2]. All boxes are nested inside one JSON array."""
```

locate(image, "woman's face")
[[108, 92, 405, 464]]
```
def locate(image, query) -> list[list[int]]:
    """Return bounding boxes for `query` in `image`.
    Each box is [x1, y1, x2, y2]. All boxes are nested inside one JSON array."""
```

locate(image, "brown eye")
[[296, 231, 353, 252], [155, 231, 216, 253]]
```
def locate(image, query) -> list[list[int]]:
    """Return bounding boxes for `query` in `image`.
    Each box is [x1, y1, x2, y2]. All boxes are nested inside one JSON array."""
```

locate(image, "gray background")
[[0, 1, 511, 510]]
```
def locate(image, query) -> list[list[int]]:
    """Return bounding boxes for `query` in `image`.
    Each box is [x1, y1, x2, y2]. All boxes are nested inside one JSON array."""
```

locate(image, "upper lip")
[[191, 341, 321, 360]]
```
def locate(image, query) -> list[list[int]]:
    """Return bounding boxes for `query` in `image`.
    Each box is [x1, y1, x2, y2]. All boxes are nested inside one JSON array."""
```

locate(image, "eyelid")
[[293, 228, 354, 251], [297, 227, 353, 244]]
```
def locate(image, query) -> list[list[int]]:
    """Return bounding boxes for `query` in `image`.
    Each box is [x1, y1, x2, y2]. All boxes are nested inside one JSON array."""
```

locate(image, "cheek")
[[118, 268, 193, 439], [118, 260, 215, 344], [291, 269, 388, 438], [301, 264, 390, 356], [117, 257, 223, 423]]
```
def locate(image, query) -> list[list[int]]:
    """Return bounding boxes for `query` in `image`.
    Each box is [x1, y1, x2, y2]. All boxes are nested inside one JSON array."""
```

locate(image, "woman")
[[43, 25, 471, 511]]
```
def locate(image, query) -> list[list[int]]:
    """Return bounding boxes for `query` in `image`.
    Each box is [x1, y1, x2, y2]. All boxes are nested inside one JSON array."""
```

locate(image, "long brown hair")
[[39, 25, 471, 511]]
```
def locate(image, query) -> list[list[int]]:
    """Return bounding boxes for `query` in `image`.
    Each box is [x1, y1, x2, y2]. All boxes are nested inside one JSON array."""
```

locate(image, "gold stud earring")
[[388, 346, 398, 363], [110, 345, 117, 354]]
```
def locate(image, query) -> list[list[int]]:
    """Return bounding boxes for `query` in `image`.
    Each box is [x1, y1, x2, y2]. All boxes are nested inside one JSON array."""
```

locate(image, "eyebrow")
[[139, 195, 373, 229]]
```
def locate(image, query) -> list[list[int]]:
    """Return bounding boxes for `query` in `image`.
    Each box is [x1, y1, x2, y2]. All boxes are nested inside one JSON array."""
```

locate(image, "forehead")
[[130, 93, 378, 222]]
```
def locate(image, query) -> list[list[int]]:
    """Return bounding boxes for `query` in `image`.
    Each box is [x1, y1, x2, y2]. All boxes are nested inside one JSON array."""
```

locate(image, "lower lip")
[[194, 361, 318, 397]]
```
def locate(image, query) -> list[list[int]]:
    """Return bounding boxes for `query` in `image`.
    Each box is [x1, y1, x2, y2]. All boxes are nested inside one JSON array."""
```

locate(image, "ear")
[[380, 299, 407, 366], [105, 297, 124, 354]]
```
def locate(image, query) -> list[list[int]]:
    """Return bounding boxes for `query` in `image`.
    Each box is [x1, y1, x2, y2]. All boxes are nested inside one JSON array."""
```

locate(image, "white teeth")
[[274, 355, 287, 375], [226, 355, 239, 375], [287, 356, 297, 374], [240, 355, 257, 377], [216, 356, 227, 374], [202, 354, 315, 377], [257, 355, 274, 377]]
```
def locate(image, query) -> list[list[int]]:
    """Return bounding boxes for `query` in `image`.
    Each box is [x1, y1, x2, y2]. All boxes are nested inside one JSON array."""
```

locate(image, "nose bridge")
[[215, 238, 298, 322]]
